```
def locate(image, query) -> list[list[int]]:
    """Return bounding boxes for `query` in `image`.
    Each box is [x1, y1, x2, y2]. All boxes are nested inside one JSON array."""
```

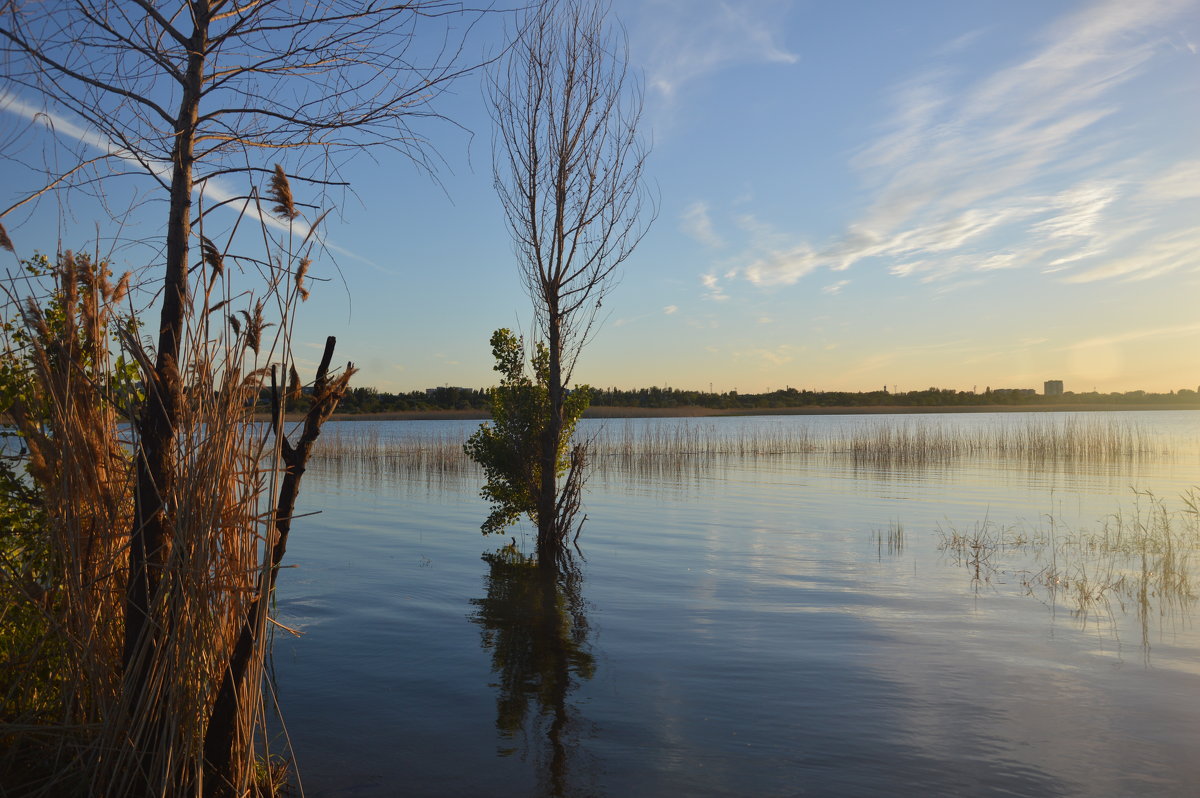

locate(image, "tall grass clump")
[[0, 253, 134, 793], [314, 426, 473, 487], [840, 415, 1159, 468], [309, 414, 1166, 483], [1037, 488, 1199, 635], [0, 176, 351, 796]]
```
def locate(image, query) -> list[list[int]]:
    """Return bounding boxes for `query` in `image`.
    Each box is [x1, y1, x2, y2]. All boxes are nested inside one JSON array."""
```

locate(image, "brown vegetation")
[[0, 189, 351, 797]]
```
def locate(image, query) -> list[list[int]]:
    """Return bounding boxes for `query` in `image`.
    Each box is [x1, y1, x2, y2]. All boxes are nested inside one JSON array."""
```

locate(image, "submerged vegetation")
[[937, 489, 1200, 644]]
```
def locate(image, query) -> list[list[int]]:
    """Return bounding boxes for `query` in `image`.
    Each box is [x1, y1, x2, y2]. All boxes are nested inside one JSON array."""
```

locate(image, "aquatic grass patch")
[[937, 489, 1200, 643], [309, 415, 1169, 482], [314, 426, 473, 478], [936, 517, 1047, 586], [841, 415, 1161, 467], [873, 521, 905, 557]]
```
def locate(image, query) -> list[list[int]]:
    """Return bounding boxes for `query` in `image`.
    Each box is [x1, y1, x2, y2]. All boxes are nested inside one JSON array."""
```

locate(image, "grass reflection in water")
[[936, 488, 1200, 653], [278, 412, 1200, 795]]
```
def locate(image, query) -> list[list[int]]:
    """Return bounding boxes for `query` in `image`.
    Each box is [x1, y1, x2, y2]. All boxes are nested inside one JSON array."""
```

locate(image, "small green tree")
[[465, 329, 590, 542]]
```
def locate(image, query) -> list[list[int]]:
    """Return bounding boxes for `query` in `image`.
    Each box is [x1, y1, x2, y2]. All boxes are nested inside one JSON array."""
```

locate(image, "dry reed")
[[938, 489, 1200, 639], [0, 176, 341, 795], [840, 415, 1160, 466], [307, 415, 1169, 483]]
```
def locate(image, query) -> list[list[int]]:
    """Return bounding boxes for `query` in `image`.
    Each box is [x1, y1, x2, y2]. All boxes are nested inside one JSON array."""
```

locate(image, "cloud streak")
[[631, 0, 797, 98], [0, 90, 379, 269], [728, 0, 1199, 290], [1063, 321, 1200, 349]]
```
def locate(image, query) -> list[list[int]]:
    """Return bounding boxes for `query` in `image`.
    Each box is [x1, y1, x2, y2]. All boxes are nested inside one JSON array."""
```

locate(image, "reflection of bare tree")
[[470, 544, 595, 797]]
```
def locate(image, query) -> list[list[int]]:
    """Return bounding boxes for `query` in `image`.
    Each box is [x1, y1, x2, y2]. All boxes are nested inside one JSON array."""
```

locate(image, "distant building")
[[1044, 380, 1064, 396]]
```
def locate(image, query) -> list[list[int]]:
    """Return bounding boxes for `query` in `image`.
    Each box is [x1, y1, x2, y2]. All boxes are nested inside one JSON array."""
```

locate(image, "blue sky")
[[2, 0, 1198, 394]]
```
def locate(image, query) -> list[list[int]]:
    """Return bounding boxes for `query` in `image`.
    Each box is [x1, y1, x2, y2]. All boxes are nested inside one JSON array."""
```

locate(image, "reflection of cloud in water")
[[469, 545, 595, 797], [937, 488, 1200, 660]]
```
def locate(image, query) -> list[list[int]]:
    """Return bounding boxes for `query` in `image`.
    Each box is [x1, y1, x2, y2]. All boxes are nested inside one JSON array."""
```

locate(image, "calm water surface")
[[273, 411, 1200, 797]]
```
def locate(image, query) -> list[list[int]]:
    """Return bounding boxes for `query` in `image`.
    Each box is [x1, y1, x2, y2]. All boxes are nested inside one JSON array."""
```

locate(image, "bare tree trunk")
[[204, 338, 353, 797], [489, 0, 651, 557], [123, 11, 208, 785], [539, 308, 564, 558]]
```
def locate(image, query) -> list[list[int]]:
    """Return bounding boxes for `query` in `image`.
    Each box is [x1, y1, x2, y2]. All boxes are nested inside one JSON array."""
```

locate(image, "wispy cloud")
[[701, 272, 729, 301], [1062, 321, 1200, 349], [0, 90, 298, 235], [730, 0, 1198, 289], [663, 304, 679, 315], [680, 201, 724, 248], [1062, 226, 1200, 283], [1136, 159, 1200, 203], [630, 0, 797, 98], [733, 344, 795, 368], [0, 89, 379, 269]]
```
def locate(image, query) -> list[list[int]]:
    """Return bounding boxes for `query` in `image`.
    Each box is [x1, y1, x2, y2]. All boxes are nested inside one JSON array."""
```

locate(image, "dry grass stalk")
[[938, 489, 1200, 642], [1, 202, 345, 796]]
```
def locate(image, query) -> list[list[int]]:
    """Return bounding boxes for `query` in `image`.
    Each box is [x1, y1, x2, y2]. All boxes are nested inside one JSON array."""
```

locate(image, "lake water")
[[272, 411, 1200, 797]]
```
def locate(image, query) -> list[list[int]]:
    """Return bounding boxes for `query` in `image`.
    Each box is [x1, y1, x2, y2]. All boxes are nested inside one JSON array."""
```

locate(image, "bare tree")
[[1, 1, 481, 793], [489, 0, 651, 559]]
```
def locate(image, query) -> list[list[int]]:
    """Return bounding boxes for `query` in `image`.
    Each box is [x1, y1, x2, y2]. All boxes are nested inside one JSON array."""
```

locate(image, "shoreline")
[[315, 403, 1200, 422], [6, 404, 1188, 426]]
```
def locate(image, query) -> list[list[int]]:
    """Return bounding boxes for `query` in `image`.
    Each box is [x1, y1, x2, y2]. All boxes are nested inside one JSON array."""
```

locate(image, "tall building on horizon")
[[1044, 379, 1064, 396]]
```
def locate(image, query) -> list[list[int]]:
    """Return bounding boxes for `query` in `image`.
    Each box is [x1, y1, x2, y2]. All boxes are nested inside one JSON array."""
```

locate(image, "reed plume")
[[268, 165, 297, 221], [1, 201, 349, 796]]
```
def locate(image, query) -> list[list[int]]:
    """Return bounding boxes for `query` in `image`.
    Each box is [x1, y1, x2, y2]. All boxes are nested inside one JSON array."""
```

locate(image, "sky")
[[2, 0, 1198, 394]]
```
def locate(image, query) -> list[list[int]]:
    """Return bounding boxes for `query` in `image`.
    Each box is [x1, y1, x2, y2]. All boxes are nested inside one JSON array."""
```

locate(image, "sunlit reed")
[[938, 489, 1200, 641], [310, 415, 1169, 480]]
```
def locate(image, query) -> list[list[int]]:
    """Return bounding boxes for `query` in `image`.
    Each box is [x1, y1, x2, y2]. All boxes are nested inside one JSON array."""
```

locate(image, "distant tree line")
[[588, 386, 1200, 409], [283, 384, 1200, 414], [284, 385, 493, 413]]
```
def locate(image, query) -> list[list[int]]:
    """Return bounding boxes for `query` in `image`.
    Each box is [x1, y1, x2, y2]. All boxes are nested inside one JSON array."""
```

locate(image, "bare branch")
[[0, 154, 117, 219], [489, 0, 654, 548]]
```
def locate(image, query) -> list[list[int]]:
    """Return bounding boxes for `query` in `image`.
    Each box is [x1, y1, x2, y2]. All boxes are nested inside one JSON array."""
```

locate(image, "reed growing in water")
[[938, 488, 1200, 640], [840, 415, 1160, 466], [316, 426, 472, 478], [310, 414, 1167, 479]]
